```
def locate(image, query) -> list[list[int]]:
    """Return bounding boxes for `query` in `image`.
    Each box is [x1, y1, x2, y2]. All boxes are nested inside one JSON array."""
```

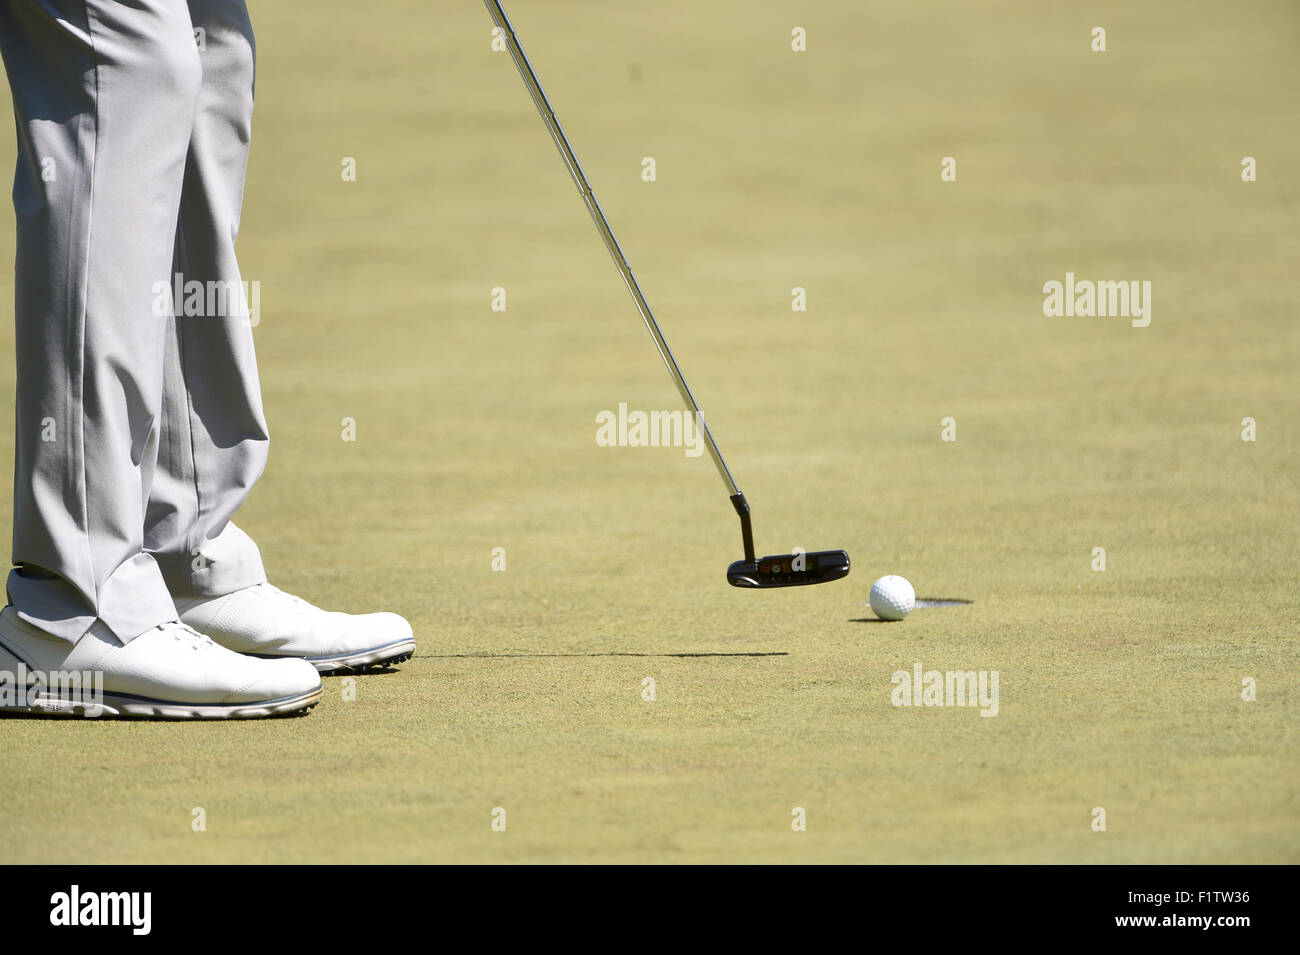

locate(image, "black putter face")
[[726, 549, 851, 588]]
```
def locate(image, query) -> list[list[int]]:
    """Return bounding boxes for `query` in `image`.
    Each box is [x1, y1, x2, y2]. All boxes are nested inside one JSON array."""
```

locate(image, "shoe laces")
[[159, 621, 216, 651]]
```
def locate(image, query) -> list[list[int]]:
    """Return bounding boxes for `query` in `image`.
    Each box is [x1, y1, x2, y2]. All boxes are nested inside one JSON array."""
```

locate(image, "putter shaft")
[[484, 0, 740, 499]]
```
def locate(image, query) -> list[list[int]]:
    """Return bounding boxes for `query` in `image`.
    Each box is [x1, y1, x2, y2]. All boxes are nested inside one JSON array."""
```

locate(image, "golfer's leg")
[[146, 0, 269, 599], [0, 0, 200, 642], [152, 0, 414, 673]]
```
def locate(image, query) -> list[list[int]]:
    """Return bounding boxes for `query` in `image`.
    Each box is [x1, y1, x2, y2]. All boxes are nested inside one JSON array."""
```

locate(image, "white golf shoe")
[[175, 583, 415, 674], [0, 606, 322, 719]]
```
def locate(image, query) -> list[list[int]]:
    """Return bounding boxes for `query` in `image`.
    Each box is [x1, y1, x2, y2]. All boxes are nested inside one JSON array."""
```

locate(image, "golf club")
[[484, 0, 850, 589]]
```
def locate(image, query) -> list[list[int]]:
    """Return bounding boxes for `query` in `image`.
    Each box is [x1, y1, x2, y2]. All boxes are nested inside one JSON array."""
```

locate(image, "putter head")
[[726, 549, 851, 588]]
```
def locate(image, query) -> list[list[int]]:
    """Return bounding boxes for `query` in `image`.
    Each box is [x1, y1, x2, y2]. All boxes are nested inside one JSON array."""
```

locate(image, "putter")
[[484, 0, 849, 589]]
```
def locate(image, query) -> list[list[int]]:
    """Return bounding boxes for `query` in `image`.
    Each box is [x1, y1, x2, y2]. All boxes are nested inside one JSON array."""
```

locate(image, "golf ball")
[[869, 575, 915, 621]]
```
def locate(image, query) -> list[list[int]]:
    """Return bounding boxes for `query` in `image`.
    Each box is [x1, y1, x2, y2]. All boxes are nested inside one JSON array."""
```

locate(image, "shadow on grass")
[[850, 597, 974, 623]]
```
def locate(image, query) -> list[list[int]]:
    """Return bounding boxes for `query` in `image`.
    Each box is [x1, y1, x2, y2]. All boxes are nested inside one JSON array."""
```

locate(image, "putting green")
[[0, 0, 1296, 863]]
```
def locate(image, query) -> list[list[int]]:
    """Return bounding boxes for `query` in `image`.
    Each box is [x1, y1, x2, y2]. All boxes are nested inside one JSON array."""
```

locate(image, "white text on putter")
[[49, 885, 151, 936], [595, 403, 704, 458], [1042, 272, 1151, 327], [891, 663, 1000, 717]]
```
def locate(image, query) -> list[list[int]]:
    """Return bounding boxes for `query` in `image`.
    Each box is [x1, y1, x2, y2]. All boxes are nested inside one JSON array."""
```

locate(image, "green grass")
[[0, 0, 1296, 863]]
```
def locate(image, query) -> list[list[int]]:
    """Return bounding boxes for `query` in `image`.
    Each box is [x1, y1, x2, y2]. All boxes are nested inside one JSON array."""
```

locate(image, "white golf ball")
[[869, 575, 915, 621]]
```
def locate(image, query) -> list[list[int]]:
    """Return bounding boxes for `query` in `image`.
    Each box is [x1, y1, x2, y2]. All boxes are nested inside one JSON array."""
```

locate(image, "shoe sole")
[[0, 685, 322, 720], [252, 638, 417, 675], [309, 639, 416, 674]]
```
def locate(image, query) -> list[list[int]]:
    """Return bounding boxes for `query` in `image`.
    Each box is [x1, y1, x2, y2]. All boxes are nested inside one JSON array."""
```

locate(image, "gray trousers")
[[0, 0, 268, 643]]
